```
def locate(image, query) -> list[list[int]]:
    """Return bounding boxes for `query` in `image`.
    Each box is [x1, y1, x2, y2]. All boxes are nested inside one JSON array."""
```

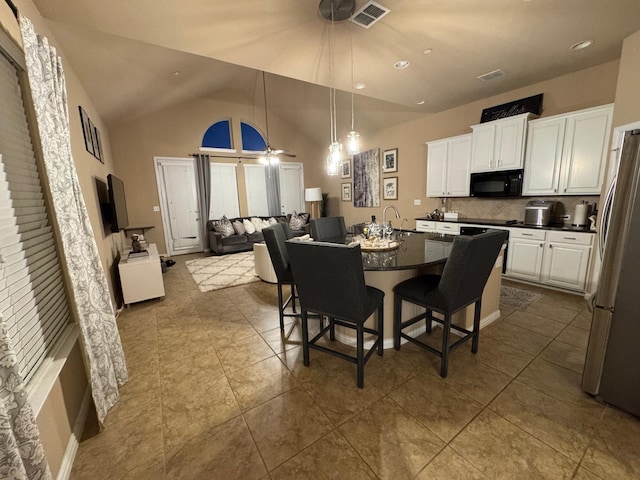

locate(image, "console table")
[[118, 243, 165, 305]]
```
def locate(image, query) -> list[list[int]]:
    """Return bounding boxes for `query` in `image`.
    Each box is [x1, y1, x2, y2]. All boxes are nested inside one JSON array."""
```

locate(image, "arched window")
[[201, 119, 233, 150], [240, 121, 266, 152]]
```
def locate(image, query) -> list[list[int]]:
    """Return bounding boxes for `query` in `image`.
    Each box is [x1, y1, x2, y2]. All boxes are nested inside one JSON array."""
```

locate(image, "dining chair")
[[310, 216, 347, 242], [262, 224, 299, 333], [393, 229, 508, 377], [286, 241, 384, 388]]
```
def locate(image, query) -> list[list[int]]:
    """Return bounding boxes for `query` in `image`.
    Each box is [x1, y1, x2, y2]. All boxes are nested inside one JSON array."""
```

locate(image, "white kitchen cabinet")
[[426, 134, 471, 197], [523, 104, 613, 196], [470, 113, 532, 173], [541, 231, 592, 291], [505, 229, 546, 282], [415, 220, 437, 232], [118, 243, 165, 305]]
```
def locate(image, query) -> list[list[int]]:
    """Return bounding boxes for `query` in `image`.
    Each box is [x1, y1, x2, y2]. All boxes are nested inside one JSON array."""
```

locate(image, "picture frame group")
[[79, 106, 103, 163]]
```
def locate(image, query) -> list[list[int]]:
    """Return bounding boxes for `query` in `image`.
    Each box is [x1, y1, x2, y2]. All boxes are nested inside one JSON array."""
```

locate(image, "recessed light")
[[423, 48, 433, 55], [394, 60, 410, 69], [415, 100, 425, 105], [570, 40, 593, 50], [354, 82, 367, 90], [173, 71, 180, 76]]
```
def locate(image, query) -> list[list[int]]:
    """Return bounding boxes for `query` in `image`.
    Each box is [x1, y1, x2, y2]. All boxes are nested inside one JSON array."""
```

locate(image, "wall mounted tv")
[[107, 173, 129, 233]]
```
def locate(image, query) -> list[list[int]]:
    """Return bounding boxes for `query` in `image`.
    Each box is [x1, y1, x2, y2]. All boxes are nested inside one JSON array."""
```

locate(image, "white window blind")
[[209, 163, 240, 219], [0, 51, 72, 384], [243, 164, 269, 216]]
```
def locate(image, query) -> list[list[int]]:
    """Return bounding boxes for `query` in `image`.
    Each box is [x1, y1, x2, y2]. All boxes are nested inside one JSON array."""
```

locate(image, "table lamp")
[[305, 187, 323, 219]]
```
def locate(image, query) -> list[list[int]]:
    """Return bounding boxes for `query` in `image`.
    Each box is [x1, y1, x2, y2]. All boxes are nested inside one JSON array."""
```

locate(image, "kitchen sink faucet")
[[383, 205, 400, 227]]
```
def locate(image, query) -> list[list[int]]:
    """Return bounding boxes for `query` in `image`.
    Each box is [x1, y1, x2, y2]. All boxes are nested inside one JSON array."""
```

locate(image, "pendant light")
[[326, 1, 342, 175], [346, 28, 360, 155]]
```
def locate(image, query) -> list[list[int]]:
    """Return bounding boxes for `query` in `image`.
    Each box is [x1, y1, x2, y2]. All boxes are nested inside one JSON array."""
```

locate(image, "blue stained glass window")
[[202, 120, 232, 149], [241, 122, 266, 151]]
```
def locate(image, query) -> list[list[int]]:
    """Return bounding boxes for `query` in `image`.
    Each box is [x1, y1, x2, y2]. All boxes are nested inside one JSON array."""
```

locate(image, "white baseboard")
[[56, 386, 91, 480]]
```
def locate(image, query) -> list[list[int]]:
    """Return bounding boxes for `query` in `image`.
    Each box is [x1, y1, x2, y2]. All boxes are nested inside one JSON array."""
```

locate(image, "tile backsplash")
[[446, 196, 600, 224]]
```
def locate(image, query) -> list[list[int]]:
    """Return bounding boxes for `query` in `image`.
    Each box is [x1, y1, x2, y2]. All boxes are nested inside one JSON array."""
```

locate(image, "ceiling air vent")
[[477, 69, 506, 82], [350, 1, 390, 29]]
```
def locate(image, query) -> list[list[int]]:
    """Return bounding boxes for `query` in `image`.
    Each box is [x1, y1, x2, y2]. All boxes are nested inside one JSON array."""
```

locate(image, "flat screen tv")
[[107, 174, 129, 233]]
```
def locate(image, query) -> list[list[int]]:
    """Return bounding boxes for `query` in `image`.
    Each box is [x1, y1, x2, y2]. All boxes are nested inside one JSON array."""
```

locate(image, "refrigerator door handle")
[[600, 176, 616, 260]]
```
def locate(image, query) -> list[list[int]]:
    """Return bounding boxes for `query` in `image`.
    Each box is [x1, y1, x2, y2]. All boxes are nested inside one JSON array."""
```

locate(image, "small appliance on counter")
[[572, 200, 592, 227], [524, 200, 559, 226]]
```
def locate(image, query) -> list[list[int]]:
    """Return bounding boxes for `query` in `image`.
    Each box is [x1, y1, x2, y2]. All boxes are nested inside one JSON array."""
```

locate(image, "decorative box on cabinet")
[[118, 243, 165, 305], [523, 104, 613, 196], [426, 134, 472, 197], [470, 113, 533, 173]]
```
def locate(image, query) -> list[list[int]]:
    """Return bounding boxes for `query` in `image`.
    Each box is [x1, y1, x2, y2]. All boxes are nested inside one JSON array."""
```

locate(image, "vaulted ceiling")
[[31, 0, 640, 146]]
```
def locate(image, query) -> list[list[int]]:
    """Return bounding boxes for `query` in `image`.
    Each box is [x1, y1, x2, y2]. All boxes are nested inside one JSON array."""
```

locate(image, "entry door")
[[155, 157, 201, 256], [279, 162, 304, 214]]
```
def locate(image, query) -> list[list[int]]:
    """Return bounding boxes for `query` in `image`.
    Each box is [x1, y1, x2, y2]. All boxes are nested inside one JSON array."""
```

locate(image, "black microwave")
[[470, 169, 523, 197]]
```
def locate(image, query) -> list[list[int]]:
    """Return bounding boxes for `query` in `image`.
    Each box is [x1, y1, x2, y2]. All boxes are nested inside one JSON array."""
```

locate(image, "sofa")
[[207, 213, 310, 255]]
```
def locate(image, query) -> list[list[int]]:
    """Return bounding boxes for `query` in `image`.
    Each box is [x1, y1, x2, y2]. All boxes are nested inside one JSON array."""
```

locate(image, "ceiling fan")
[[257, 71, 296, 164]]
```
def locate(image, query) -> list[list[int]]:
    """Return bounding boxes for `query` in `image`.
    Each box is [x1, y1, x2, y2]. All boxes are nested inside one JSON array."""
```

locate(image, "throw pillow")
[[213, 216, 234, 237], [261, 219, 271, 229], [268, 217, 278, 225], [250, 217, 264, 232], [243, 218, 256, 234], [232, 220, 245, 235], [289, 211, 306, 231]]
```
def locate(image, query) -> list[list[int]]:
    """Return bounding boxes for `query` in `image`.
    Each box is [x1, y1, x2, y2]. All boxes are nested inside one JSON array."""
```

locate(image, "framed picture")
[[383, 148, 398, 173], [383, 177, 398, 200], [341, 182, 352, 201], [341, 159, 351, 178], [78, 106, 94, 156], [90, 119, 103, 163]]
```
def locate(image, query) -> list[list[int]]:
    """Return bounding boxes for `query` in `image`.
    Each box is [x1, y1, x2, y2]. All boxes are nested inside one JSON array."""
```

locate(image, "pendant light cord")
[[262, 71, 270, 147]]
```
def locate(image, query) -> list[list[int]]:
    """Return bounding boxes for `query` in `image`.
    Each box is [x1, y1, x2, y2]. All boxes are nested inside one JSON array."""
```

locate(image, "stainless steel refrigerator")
[[582, 128, 640, 416]]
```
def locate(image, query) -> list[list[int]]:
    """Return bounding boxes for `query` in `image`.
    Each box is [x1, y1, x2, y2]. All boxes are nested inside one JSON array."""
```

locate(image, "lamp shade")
[[305, 187, 323, 202]]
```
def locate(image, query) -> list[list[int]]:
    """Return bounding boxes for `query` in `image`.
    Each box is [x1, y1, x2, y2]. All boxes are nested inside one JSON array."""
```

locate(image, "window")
[[243, 164, 269, 216], [0, 48, 72, 384], [240, 121, 266, 152], [201, 119, 233, 150], [209, 163, 240, 219]]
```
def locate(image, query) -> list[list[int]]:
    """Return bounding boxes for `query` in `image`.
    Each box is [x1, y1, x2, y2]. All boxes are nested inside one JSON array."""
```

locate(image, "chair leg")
[[356, 323, 364, 388], [377, 304, 384, 356], [393, 295, 402, 350], [291, 284, 297, 313], [440, 313, 451, 378], [301, 311, 310, 367], [471, 299, 482, 354], [426, 309, 433, 333], [277, 283, 285, 332], [329, 317, 335, 341]]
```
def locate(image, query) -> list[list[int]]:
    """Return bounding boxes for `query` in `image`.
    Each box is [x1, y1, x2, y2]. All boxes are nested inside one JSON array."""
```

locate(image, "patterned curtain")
[[0, 323, 51, 479], [193, 154, 211, 250], [19, 16, 128, 425]]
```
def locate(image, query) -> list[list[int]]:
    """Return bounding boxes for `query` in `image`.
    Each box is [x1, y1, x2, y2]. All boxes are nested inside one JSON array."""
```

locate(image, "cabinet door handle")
[[549, 244, 553, 248], [563, 236, 576, 240], [497, 159, 501, 167], [554, 188, 557, 192], [522, 233, 533, 236], [564, 188, 567, 193], [540, 243, 544, 247]]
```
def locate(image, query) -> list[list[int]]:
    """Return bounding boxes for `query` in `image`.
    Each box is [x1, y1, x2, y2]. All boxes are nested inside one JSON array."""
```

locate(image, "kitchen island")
[[333, 231, 505, 349]]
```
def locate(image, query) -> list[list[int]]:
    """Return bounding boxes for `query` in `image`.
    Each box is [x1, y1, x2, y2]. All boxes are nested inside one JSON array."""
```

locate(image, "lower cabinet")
[[505, 229, 592, 292]]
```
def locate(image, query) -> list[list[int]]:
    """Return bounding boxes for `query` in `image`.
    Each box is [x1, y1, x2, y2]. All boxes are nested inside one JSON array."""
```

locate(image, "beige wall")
[[613, 29, 640, 128], [109, 97, 326, 254], [328, 60, 620, 227]]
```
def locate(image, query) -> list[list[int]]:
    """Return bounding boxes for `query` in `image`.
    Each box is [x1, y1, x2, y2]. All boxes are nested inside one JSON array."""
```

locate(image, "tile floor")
[[70, 254, 640, 480]]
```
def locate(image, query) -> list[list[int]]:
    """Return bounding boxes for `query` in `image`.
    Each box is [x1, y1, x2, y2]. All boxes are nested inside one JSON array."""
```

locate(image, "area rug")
[[185, 252, 259, 292], [500, 286, 542, 311]]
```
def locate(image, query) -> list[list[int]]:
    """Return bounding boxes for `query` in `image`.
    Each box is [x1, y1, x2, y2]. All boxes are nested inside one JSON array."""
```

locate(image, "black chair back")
[[286, 241, 370, 321], [310, 216, 347, 242], [438, 229, 508, 310], [262, 224, 293, 282]]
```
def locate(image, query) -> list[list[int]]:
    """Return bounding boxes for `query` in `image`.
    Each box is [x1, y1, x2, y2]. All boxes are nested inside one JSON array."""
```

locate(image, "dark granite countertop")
[[414, 217, 596, 234]]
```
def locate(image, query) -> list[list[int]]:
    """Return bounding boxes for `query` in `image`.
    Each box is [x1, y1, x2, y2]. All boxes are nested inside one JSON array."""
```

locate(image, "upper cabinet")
[[470, 113, 533, 173], [523, 104, 613, 196], [426, 134, 472, 197]]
